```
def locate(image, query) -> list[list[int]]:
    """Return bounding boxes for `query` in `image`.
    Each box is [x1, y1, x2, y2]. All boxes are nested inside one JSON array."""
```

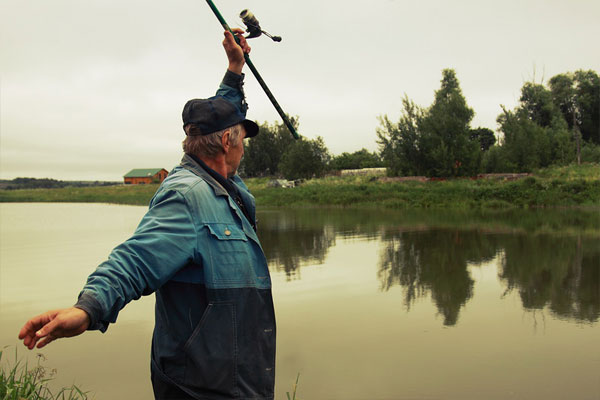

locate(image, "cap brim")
[[242, 119, 259, 138]]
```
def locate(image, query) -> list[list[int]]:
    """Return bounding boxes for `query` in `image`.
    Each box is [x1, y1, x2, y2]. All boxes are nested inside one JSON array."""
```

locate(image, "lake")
[[0, 203, 598, 399]]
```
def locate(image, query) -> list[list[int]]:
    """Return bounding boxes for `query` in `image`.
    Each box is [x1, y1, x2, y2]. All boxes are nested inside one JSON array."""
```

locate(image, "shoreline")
[[1, 164, 598, 210]]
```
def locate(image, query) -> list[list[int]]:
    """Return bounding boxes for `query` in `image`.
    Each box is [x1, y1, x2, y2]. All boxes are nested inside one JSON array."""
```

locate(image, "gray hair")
[[182, 123, 244, 159]]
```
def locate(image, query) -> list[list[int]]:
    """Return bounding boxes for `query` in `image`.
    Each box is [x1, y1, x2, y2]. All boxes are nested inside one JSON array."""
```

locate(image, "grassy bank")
[[0, 184, 158, 206], [1, 164, 598, 209], [252, 163, 600, 209]]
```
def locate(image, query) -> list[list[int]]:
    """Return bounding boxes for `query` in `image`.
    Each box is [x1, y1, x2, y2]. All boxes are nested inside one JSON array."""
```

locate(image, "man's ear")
[[221, 130, 231, 153]]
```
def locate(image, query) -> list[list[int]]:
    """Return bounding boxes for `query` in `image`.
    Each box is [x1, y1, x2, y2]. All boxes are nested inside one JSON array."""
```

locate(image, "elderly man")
[[18, 29, 276, 400]]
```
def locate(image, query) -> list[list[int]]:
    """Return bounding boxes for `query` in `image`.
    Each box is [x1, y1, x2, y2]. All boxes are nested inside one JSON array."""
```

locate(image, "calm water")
[[1, 203, 599, 399]]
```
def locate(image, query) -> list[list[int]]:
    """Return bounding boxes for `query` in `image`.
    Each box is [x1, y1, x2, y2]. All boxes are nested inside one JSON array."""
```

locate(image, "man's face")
[[225, 126, 246, 178]]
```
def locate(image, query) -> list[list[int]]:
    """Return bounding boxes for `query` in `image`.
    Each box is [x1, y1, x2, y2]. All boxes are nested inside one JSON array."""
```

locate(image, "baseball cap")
[[182, 96, 259, 138]]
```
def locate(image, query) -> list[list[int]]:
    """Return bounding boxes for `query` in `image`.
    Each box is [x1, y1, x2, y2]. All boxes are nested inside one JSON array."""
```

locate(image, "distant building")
[[123, 168, 168, 185]]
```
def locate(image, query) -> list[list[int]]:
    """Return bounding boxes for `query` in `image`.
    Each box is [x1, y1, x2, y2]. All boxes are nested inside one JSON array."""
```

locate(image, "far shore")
[[0, 164, 598, 210]]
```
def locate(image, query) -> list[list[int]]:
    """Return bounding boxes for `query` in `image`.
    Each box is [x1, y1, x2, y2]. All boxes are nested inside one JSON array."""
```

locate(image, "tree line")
[[240, 69, 599, 180], [0, 178, 120, 190]]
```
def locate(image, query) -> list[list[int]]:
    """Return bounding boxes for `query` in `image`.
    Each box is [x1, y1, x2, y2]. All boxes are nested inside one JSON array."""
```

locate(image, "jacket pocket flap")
[[205, 223, 247, 241]]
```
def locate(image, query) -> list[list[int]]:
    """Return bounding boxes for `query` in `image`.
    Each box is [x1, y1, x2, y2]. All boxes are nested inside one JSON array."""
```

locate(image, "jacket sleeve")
[[216, 70, 248, 116], [74, 189, 197, 332]]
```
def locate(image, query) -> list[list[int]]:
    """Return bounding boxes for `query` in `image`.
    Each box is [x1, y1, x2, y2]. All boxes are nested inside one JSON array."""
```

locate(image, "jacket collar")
[[180, 154, 262, 244], [180, 153, 228, 197]]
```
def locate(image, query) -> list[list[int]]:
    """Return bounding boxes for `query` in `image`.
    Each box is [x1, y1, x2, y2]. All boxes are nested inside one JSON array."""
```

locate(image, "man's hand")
[[18, 307, 90, 349], [223, 28, 251, 75]]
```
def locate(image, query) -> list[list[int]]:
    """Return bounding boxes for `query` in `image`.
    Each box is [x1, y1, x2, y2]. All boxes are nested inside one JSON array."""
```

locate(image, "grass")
[[0, 163, 598, 209], [248, 164, 600, 209], [0, 347, 89, 400], [533, 162, 600, 181], [286, 373, 300, 400], [0, 184, 157, 206]]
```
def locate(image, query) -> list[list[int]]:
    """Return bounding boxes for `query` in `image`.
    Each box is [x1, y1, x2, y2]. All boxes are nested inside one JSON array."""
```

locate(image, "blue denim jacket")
[[76, 71, 275, 399]]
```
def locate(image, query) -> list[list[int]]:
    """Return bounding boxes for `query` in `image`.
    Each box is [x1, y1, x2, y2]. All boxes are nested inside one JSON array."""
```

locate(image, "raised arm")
[[217, 29, 251, 115]]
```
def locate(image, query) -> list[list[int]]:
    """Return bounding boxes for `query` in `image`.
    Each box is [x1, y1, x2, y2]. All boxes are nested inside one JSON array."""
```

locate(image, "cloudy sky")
[[1, 0, 599, 180]]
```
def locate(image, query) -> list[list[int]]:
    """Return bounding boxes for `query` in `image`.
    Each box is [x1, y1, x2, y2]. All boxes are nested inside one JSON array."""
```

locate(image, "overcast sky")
[[1, 0, 599, 180]]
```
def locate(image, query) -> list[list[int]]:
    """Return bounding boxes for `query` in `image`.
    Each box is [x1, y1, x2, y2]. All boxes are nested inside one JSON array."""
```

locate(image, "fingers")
[[19, 310, 58, 349], [229, 28, 251, 54], [36, 317, 60, 339], [238, 35, 251, 54], [222, 30, 236, 47], [223, 30, 251, 54], [35, 333, 57, 349]]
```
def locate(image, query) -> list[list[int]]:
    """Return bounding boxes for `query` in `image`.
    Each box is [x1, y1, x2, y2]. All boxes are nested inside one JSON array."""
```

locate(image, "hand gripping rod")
[[205, 0, 300, 139]]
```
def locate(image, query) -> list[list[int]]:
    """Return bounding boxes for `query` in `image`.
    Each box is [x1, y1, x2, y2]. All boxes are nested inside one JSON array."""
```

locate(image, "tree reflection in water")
[[499, 235, 599, 323], [257, 211, 336, 280], [378, 227, 599, 326], [378, 229, 498, 325], [256, 208, 599, 325]]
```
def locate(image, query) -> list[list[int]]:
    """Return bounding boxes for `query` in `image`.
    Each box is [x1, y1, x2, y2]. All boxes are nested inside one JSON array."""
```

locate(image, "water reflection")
[[258, 208, 600, 325], [257, 211, 336, 279], [499, 235, 599, 323], [378, 229, 496, 325]]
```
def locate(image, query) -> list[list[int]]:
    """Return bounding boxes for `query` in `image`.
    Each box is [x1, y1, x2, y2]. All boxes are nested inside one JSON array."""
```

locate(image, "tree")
[[548, 73, 582, 163], [549, 70, 600, 145], [519, 82, 560, 128], [548, 70, 600, 163], [469, 127, 496, 152], [330, 148, 383, 170], [496, 107, 553, 171], [377, 96, 424, 176], [377, 69, 482, 177], [278, 136, 331, 180], [241, 117, 298, 177], [494, 75, 580, 171], [418, 69, 480, 177]]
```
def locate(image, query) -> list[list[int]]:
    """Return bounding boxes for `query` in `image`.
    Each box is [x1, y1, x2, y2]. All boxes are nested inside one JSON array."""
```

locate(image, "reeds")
[[0, 347, 88, 400]]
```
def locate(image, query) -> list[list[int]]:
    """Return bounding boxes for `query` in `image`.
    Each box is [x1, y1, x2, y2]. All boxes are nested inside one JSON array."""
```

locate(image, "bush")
[[581, 143, 600, 163], [279, 137, 330, 180], [482, 146, 512, 173]]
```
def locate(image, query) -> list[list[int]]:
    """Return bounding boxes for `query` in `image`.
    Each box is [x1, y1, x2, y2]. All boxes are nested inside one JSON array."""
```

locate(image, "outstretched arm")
[[18, 307, 90, 349]]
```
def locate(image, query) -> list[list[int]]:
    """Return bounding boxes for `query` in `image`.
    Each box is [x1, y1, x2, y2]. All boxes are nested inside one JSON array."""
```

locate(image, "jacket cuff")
[[222, 70, 248, 113], [74, 292, 108, 332], [223, 70, 244, 88]]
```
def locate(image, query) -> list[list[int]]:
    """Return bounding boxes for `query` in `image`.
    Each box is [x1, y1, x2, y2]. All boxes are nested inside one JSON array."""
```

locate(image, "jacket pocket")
[[183, 302, 237, 396], [204, 223, 257, 287]]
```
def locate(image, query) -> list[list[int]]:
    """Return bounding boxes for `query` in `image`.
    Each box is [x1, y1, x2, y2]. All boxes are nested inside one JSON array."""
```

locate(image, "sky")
[[1, 0, 599, 181]]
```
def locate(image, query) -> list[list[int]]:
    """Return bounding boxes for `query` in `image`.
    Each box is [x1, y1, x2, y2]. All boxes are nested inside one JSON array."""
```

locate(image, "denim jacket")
[[75, 71, 275, 399]]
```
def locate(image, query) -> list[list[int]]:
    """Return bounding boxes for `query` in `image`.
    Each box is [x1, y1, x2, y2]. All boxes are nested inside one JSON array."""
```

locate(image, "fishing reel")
[[239, 9, 282, 42]]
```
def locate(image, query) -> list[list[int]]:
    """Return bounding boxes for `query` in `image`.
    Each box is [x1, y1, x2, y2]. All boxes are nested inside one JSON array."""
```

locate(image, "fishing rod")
[[205, 0, 299, 140]]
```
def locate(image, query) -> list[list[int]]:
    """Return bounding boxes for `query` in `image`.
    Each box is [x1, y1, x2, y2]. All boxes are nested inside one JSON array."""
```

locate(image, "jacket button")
[[224, 229, 231, 236]]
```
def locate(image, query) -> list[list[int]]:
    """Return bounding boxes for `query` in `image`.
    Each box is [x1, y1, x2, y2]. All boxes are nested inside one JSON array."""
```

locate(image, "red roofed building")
[[123, 168, 168, 185]]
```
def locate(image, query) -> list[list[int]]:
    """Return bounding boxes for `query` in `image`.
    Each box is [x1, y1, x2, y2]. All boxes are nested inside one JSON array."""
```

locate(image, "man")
[[18, 29, 276, 400]]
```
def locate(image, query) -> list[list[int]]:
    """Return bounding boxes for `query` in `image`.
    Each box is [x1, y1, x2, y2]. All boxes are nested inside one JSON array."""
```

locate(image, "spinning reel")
[[239, 9, 282, 42]]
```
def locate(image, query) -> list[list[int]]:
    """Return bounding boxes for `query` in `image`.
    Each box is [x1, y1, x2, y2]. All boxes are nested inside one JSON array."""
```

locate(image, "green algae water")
[[1, 204, 598, 399]]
